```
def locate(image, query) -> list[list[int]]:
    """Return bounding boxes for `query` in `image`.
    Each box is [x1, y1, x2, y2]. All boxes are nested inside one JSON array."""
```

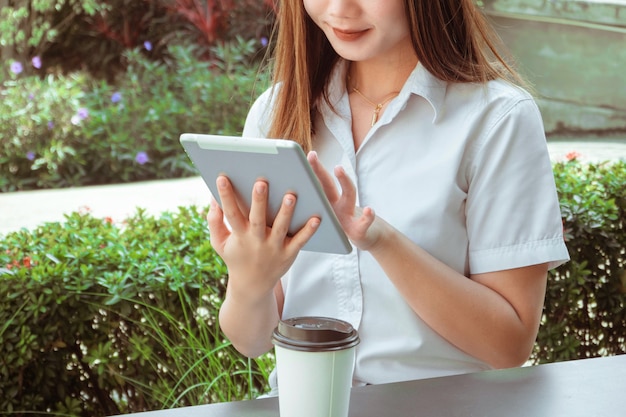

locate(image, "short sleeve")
[[465, 97, 569, 274]]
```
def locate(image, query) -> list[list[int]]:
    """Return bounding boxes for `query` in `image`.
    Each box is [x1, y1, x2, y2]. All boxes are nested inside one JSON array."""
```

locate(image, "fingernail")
[[284, 195, 294, 206], [256, 182, 266, 194], [217, 177, 227, 189], [311, 219, 320, 229]]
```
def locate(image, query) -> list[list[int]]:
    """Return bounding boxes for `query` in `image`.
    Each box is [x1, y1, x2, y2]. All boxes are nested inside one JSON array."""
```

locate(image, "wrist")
[[219, 292, 279, 358], [362, 216, 394, 254], [225, 272, 277, 307]]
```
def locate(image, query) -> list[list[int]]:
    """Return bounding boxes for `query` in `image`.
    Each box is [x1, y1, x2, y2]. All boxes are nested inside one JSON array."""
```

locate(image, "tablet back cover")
[[180, 134, 351, 254]]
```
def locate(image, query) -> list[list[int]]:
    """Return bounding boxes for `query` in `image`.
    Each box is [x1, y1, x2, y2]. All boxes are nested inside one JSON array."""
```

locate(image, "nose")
[[327, 0, 359, 19]]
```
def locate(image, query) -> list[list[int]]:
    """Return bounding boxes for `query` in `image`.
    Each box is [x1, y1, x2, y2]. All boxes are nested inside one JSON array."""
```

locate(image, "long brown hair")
[[266, 0, 524, 152]]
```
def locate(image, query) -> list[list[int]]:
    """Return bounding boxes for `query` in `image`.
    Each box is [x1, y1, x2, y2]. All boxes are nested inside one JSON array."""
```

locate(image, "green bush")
[[0, 0, 104, 76], [532, 159, 626, 363], [1, 160, 624, 415], [0, 40, 271, 192], [0, 207, 272, 416], [0, 71, 91, 191]]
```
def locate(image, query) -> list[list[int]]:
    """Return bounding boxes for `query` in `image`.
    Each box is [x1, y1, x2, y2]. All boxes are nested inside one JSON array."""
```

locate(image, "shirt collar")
[[325, 59, 447, 124], [402, 62, 447, 123]]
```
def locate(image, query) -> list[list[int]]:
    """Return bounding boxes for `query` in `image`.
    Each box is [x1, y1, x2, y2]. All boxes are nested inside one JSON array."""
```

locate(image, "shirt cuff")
[[469, 236, 570, 274]]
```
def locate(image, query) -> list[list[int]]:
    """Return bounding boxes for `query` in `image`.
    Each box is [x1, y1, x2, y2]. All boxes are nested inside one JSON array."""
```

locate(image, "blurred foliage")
[[0, 39, 271, 192], [0, 0, 104, 69], [1, 0, 275, 192], [0, 0, 275, 80], [40, 0, 175, 80]]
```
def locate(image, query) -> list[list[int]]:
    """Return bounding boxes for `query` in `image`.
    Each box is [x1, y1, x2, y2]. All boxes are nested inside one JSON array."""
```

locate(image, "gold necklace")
[[350, 85, 400, 127]]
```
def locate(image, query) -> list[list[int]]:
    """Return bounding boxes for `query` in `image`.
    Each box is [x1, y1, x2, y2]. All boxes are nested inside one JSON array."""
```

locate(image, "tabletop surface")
[[123, 355, 626, 417]]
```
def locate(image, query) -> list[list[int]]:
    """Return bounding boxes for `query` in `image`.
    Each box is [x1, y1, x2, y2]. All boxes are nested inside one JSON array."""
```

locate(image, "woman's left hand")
[[307, 151, 384, 251]]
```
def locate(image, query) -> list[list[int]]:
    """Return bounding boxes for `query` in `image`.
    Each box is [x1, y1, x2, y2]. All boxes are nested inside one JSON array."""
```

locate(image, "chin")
[[330, 47, 376, 63]]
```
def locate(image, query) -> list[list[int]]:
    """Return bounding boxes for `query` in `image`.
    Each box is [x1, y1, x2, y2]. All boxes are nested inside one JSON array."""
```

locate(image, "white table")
[[120, 355, 626, 417]]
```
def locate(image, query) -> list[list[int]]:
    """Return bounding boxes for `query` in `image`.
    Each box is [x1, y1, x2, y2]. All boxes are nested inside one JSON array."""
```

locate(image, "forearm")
[[368, 220, 546, 368], [218, 278, 281, 358]]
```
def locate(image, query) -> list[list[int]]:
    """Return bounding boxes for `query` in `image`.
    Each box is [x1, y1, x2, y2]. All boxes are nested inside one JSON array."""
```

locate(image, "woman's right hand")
[[207, 175, 321, 301]]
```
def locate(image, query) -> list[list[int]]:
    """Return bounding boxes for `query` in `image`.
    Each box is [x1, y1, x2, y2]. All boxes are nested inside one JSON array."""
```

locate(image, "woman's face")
[[303, 0, 413, 63]]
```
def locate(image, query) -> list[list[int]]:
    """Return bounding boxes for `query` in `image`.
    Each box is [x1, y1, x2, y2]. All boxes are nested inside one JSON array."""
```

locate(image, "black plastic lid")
[[272, 317, 360, 352]]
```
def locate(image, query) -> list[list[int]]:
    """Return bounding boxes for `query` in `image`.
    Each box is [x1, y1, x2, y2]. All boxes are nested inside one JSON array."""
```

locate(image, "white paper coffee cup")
[[272, 317, 360, 417]]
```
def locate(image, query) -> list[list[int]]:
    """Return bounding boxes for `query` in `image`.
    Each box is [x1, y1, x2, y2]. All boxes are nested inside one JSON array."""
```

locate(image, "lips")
[[332, 27, 369, 41]]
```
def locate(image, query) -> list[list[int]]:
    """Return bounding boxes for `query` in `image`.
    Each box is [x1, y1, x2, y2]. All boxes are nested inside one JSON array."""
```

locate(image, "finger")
[[207, 196, 223, 225], [215, 175, 247, 232], [249, 180, 269, 239], [287, 216, 321, 253], [270, 193, 297, 240], [207, 197, 229, 251], [353, 206, 377, 248], [307, 151, 341, 203], [334, 165, 357, 210], [358, 206, 376, 229]]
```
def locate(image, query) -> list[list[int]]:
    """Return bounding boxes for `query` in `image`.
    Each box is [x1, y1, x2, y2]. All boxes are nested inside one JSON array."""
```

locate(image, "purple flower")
[[144, 41, 153, 51], [26, 151, 36, 161], [135, 151, 149, 165], [47, 121, 54, 130], [71, 108, 89, 125], [10, 62, 23, 74], [111, 92, 122, 103], [261, 37, 269, 47], [32, 56, 42, 69], [77, 107, 89, 120], [28, 93, 34, 100]]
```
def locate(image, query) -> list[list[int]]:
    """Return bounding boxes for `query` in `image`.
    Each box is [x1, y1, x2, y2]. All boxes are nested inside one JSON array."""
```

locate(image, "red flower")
[[565, 151, 582, 161], [5, 257, 34, 269]]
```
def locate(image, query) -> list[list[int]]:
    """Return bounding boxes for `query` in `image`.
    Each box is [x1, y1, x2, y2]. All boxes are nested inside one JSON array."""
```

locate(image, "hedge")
[[1, 159, 625, 415], [533, 159, 626, 363], [0, 208, 272, 416]]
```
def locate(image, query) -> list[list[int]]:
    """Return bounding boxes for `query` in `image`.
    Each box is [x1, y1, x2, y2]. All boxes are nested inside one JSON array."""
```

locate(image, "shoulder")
[[448, 79, 548, 180], [409, 66, 537, 127], [448, 78, 535, 114], [481, 80, 537, 120], [242, 85, 279, 138], [442, 79, 542, 139]]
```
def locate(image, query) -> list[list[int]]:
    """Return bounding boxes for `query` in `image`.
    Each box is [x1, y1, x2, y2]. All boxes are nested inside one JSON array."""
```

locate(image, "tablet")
[[179, 133, 352, 254]]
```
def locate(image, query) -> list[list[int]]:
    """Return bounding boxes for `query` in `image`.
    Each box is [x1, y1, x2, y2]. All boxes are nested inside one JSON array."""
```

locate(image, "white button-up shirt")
[[242, 61, 569, 387]]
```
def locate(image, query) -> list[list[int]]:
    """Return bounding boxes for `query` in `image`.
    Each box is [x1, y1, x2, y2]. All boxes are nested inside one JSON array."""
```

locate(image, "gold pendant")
[[371, 104, 383, 127]]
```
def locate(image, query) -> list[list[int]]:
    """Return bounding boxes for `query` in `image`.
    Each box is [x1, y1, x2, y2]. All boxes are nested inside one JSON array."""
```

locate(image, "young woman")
[[208, 0, 570, 392]]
